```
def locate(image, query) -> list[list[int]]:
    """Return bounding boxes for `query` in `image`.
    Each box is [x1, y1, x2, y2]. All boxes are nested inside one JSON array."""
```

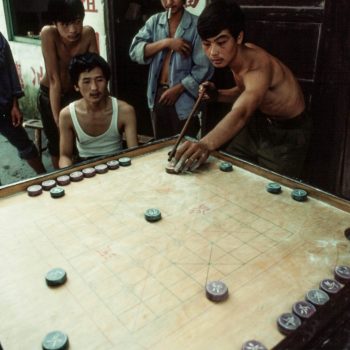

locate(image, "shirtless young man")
[[58, 53, 138, 168], [175, 0, 311, 178], [38, 0, 98, 168]]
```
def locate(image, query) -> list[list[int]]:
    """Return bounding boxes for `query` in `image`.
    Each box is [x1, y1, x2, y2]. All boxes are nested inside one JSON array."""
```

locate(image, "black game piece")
[[334, 265, 350, 284], [42, 331, 68, 350], [241, 340, 267, 350], [27, 184, 43, 197], [45, 268, 67, 287], [144, 208, 162, 222], [205, 280, 228, 302], [107, 160, 119, 170], [292, 301, 316, 319], [305, 289, 330, 306], [277, 313, 302, 335], [291, 189, 308, 202], [219, 161, 233, 172], [50, 187, 65, 199], [266, 182, 282, 194], [119, 157, 131, 166], [320, 278, 343, 294], [69, 171, 84, 182]]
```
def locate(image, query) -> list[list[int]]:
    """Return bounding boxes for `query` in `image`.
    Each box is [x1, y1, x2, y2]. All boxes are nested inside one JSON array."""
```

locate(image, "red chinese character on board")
[[190, 204, 211, 214], [82, 0, 98, 13], [15, 62, 25, 89]]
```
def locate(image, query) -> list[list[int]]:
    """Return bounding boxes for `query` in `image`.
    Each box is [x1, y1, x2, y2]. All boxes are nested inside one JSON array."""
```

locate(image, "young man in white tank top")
[[58, 53, 138, 168]]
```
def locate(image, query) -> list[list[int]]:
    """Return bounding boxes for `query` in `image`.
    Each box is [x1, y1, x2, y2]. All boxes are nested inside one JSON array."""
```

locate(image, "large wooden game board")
[[0, 140, 349, 349]]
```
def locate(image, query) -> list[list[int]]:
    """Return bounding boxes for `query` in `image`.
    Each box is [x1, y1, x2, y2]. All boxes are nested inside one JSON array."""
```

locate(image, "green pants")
[[224, 110, 312, 179]]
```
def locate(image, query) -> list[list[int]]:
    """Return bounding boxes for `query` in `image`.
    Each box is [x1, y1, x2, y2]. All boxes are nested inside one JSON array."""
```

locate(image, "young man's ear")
[[74, 84, 80, 92], [237, 31, 244, 44]]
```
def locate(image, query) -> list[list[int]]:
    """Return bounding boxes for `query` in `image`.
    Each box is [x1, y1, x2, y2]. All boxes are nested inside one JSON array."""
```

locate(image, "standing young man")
[[0, 31, 46, 182], [39, 0, 98, 168], [59, 53, 138, 168], [175, 0, 311, 178], [129, 0, 213, 139]]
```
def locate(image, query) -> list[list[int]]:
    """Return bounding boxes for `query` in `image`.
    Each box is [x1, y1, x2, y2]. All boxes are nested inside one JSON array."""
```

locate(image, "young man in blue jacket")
[[129, 0, 213, 139]]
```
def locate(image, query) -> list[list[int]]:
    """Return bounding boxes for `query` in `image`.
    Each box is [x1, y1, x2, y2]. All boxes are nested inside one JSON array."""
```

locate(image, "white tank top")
[[69, 97, 123, 158]]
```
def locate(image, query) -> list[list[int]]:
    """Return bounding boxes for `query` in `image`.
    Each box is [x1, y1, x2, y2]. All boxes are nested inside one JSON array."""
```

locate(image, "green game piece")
[[42, 331, 68, 350], [119, 157, 131, 166], [50, 187, 65, 199], [291, 189, 308, 202], [266, 182, 282, 194], [219, 162, 233, 172], [144, 208, 162, 222], [45, 268, 67, 287]]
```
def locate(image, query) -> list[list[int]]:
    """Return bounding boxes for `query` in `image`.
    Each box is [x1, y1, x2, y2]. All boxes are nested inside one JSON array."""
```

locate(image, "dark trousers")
[[151, 85, 199, 140]]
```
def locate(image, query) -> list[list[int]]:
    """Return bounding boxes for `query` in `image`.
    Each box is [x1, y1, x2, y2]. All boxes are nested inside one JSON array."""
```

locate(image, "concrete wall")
[[0, 0, 107, 120]]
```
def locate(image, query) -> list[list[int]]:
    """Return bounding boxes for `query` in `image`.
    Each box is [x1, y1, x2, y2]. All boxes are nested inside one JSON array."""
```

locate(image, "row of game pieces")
[[238, 265, 350, 350], [26, 157, 132, 199]]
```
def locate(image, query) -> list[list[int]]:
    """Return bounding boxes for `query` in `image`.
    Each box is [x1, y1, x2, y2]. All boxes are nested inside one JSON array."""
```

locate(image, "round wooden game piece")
[[56, 175, 70, 186], [344, 227, 350, 241], [266, 182, 282, 194], [27, 184, 43, 197], [107, 160, 119, 170], [119, 157, 131, 166], [144, 208, 162, 222], [241, 340, 267, 350], [219, 161, 233, 172], [42, 330, 69, 350], [69, 171, 84, 182], [292, 301, 316, 319], [305, 289, 330, 306], [334, 265, 350, 284], [320, 278, 343, 294], [45, 268, 67, 287], [94, 164, 108, 174], [50, 187, 65, 199], [41, 179, 57, 191], [205, 280, 228, 302], [82, 167, 96, 178], [291, 189, 308, 202], [277, 312, 301, 335], [165, 161, 178, 174]]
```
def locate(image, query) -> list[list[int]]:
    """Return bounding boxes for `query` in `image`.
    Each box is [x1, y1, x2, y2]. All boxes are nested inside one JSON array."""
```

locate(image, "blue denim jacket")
[[129, 10, 213, 120], [0, 32, 24, 112]]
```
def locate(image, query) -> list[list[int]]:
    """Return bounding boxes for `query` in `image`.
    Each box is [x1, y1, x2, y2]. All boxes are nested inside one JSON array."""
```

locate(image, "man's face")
[[56, 18, 83, 42], [75, 67, 108, 103], [201, 29, 242, 68], [161, 0, 185, 16]]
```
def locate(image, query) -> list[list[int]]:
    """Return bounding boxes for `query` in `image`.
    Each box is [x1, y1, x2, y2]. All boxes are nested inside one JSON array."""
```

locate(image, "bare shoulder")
[[82, 25, 96, 39], [40, 25, 58, 40], [59, 105, 73, 125], [118, 99, 135, 114]]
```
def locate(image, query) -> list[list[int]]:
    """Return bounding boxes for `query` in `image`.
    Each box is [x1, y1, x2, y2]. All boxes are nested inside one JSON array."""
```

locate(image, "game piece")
[[219, 161, 233, 172], [27, 184, 43, 197], [334, 265, 350, 284], [50, 187, 65, 199], [144, 208, 162, 222], [241, 340, 267, 350], [165, 160, 178, 174], [107, 160, 119, 170], [291, 189, 308, 202], [344, 227, 350, 240], [119, 157, 131, 166], [82, 167, 96, 178], [42, 330, 69, 350], [205, 280, 228, 302], [45, 268, 67, 287], [277, 313, 301, 335], [94, 164, 108, 174], [56, 175, 70, 186], [292, 301, 316, 319], [266, 182, 282, 194], [69, 171, 84, 182], [305, 289, 330, 306], [320, 278, 342, 294], [41, 179, 56, 191]]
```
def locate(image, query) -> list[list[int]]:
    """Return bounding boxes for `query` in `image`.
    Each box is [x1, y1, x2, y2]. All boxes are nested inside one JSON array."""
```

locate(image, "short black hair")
[[47, 0, 85, 24], [69, 53, 111, 85], [198, 0, 245, 40]]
